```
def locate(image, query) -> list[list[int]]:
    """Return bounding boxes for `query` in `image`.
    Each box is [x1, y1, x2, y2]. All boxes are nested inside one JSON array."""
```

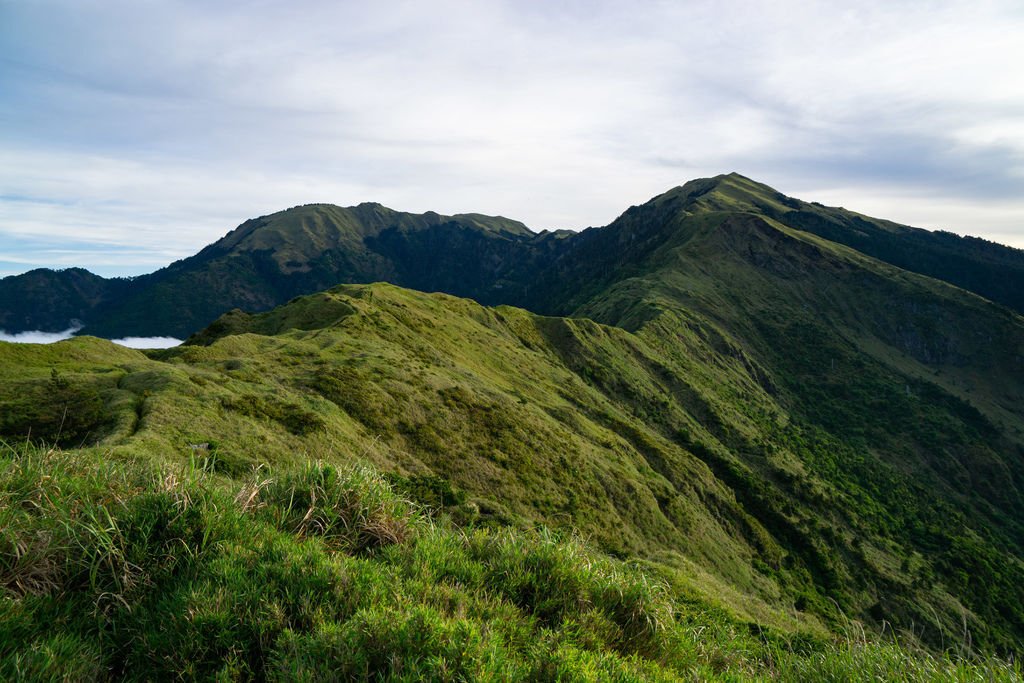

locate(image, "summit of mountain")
[[517, 172, 1024, 320], [666, 173, 1024, 314], [207, 202, 534, 258]]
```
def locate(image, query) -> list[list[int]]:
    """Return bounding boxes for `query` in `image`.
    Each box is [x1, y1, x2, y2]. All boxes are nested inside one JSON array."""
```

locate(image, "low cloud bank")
[[0, 328, 182, 349], [0, 326, 82, 344], [109, 336, 182, 349]]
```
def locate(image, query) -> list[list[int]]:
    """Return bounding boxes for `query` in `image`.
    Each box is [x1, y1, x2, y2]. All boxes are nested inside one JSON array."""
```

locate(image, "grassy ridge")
[[2, 278, 1023, 654], [2, 442, 1019, 681], [2, 174, 1024, 664]]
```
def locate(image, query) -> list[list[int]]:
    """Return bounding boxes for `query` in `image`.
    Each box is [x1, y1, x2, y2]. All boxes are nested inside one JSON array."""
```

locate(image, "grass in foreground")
[[0, 442, 1019, 681]]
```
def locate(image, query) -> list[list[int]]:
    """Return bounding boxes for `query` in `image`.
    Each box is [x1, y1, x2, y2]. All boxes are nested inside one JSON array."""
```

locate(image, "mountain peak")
[[649, 173, 801, 217]]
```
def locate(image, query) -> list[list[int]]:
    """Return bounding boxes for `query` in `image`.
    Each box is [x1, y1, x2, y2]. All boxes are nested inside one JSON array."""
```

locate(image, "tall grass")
[[1, 441, 1020, 681]]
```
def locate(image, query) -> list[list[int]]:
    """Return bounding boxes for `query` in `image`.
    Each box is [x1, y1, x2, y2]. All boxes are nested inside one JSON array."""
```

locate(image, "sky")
[[2, 0, 1023, 278]]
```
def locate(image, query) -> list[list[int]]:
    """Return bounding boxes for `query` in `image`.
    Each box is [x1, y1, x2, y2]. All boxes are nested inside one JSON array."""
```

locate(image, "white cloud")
[[0, 327, 82, 345], [108, 336, 183, 349], [0, 326, 182, 348], [1, 0, 1022, 276]]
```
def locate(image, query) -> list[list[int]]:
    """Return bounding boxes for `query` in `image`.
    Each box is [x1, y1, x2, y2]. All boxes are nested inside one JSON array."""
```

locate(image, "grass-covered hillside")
[[537, 176, 1024, 652], [2, 174, 1023, 678], [5, 442, 1020, 681], [2, 274, 1023, 661]]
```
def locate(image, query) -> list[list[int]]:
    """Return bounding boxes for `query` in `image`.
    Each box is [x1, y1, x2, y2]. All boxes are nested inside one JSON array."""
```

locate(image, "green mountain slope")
[[2, 174, 1024, 674], [516, 174, 1024, 317], [0, 204, 560, 339], [534, 179, 1024, 651], [684, 173, 1024, 315], [3, 273, 1023, 653]]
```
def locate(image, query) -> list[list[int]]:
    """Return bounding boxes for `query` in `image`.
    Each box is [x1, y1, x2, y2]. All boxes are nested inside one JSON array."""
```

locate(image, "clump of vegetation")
[[1, 441, 1020, 681], [221, 392, 325, 435], [383, 471, 467, 512], [256, 462, 416, 552], [0, 369, 106, 445]]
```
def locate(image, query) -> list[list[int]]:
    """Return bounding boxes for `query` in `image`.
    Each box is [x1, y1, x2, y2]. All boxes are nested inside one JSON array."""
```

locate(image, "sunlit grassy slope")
[[4, 443, 1020, 681], [2, 266, 1023, 657]]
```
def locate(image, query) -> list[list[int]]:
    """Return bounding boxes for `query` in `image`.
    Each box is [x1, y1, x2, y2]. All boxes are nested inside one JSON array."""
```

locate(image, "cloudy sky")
[[2, 0, 1023, 278]]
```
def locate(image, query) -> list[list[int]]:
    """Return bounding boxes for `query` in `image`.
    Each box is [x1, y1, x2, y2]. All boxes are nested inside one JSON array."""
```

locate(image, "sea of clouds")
[[0, 326, 181, 349]]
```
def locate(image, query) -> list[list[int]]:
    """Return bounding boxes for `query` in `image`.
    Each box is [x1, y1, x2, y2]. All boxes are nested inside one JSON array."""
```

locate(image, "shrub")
[[255, 462, 419, 553]]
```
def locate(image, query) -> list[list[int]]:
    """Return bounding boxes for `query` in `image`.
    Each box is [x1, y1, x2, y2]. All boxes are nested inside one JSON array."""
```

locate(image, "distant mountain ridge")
[[3, 173, 1023, 338]]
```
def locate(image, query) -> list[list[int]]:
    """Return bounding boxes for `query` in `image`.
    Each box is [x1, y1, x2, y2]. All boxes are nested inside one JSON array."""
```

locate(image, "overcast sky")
[[2, 0, 1023, 277]]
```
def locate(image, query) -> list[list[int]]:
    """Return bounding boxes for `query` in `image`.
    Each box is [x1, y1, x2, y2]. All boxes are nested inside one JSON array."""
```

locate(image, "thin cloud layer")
[[2, 0, 1022, 277], [108, 337, 183, 349], [0, 327, 182, 349], [0, 327, 83, 345]]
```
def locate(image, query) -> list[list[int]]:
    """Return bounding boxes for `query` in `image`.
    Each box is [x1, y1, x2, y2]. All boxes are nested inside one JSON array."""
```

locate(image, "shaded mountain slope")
[[0, 204, 567, 339], [0, 267, 123, 333], [78, 203, 564, 339], [669, 174, 1024, 314], [3, 173, 1022, 341], [519, 173, 1024, 319]]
